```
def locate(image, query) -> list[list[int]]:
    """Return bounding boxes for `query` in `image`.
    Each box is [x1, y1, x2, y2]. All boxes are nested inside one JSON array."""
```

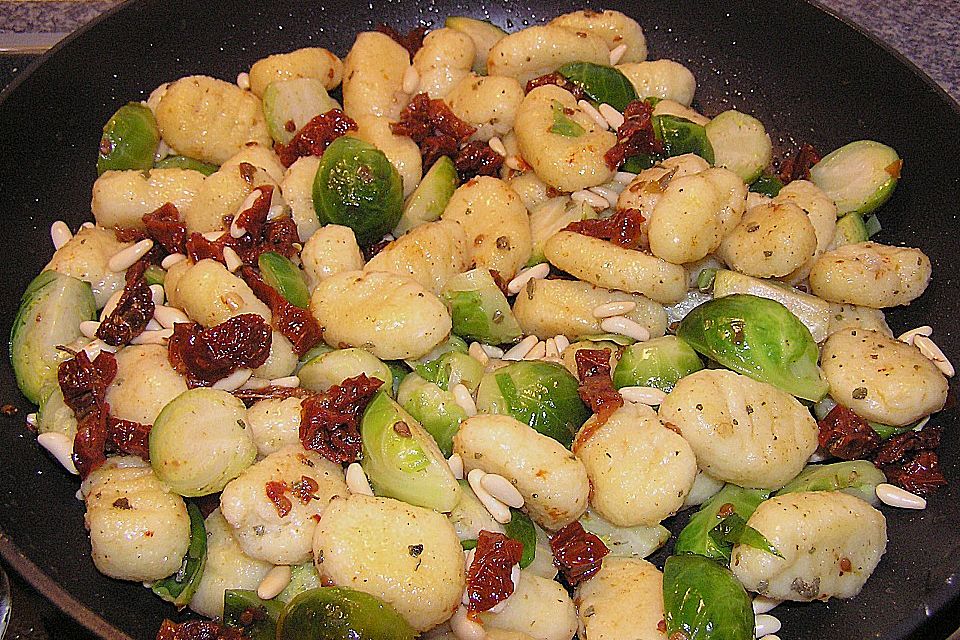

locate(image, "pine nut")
[[161, 253, 187, 269], [572, 189, 611, 209], [481, 344, 505, 358], [79, 320, 101, 338], [229, 217, 247, 239], [154, 139, 173, 162], [448, 454, 464, 480], [223, 246, 244, 273], [488, 136, 507, 157], [236, 71, 250, 90], [608, 43, 628, 65], [468, 468, 512, 524], [759, 636, 781, 640], [592, 300, 637, 319], [202, 231, 226, 241], [267, 205, 286, 221], [619, 385, 667, 406], [807, 450, 829, 463], [451, 605, 486, 640], [270, 376, 300, 388], [599, 103, 624, 129], [754, 614, 781, 637], [149, 284, 165, 306], [37, 432, 79, 475], [480, 473, 524, 508], [553, 334, 571, 354], [614, 171, 638, 184], [521, 341, 544, 361], [876, 483, 926, 509], [507, 263, 550, 295], [257, 565, 291, 600], [212, 368, 253, 391], [154, 305, 190, 329], [600, 316, 650, 342], [108, 239, 154, 272], [131, 328, 174, 345], [502, 335, 539, 361], [544, 338, 559, 359], [589, 184, 621, 204], [578, 99, 608, 129], [146, 318, 163, 331], [80, 221, 95, 230], [241, 377, 270, 390], [82, 339, 107, 360], [469, 342, 490, 366], [897, 325, 933, 345], [505, 155, 525, 171], [346, 462, 374, 496], [914, 335, 954, 377], [50, 220, 73, 250], [452, 383, 477, 417], [239, 188, 261, 214], [752, 595, 782, 614], [402, 65, 420, 94]]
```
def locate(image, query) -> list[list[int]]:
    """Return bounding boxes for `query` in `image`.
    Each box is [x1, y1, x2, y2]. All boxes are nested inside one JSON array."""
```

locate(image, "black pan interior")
[[1, 1, 959, 638]]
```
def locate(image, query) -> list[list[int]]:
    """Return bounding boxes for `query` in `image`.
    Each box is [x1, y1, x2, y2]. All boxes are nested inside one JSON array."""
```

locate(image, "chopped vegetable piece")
[[258, 252, 310, 309], [97, 102, 160, 175], [777, 460, 887, 505], [441, 269, 523, 345], [503, 508, 537, 569], [152, 503, 207, 606], [612, 335, 702, 393], [557, 61, 638, 111], [223, 590, 284, 640], [810, 140, 901, 216], [675, 484, 771, 561], [276, 587, 417, 640], [550, 100, 586, 137], [663, 554, 754, 640]]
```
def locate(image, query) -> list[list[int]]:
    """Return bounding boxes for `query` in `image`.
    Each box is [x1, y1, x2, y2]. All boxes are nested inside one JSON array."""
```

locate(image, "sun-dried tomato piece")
[[604, 99, 664, 171], [376, 24, 427, 57], [156, 619, 246, 640], [143, 203, 188, 255], [466, 530, 524, 613], [525, 72, 586, 100], [96, 269, 155, 347], [391, 94, 477, 169], [575, 348, 611, 381], [549, 521, 609, 586], [232, 385, 316, 407], [266, 480, 293, 517], [563, 209, 646, 249], [276, 109, 359, 167], [291, 475, 320, 504], [240, 266, 323, 357], [421, 135, 460, 168], [167, 315, 272, 386], [58, 350, 118, 421], [455, 140, 504, 180], [115, 226, 148, 243], [73, 407, 109, 478], [488, 269, 511, 297], [363, 236, 393, 261], [107, 416, 152, 460], [817, 404, 880, 460], [299, 374, 384, 464], [777, 143, 821, 184], [574, 348, 622, 433], [872, 426, 946, 495], [873, 425, 942, 465]]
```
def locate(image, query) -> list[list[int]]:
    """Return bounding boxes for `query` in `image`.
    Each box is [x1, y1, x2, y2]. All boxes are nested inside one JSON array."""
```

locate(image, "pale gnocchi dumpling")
[[574, 557, 668, 640], [91, 168, 205, 231], [446, 74, 525, 139], [248, 47, 343, 97], [245, 397, 304, 456], [364, 219, 468, 294], [550, 9, 648, 62], [731, 491, 887, 601], [342, 31, 411, 120], [45, 225, 130, 308], [105, 344, 188, 425], [718, 201, 818, 278], [299, 223, 365, 288], [486, 25, 608, 86], [658, 369, 819, 489], [413, 28, 476, 99], [647, 172, 725, 264], [617, 59, 695, 105], [809, 242, 932, 308], [479, 571, 579, 640], [280, 155, 324, 242]]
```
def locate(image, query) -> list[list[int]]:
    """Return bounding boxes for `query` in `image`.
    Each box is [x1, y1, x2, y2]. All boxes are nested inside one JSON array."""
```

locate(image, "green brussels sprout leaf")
[[663, 555, 754, 640], [276, 587, 417, 640], [749, 172, 784, 197], [396, 373, 467, 457], [709, 513, 782, 560], [777, 460, 886, 505], [675, 484, 771, 561], [258, 251, 310, 308], [557, 61, 638, 112], [97, 102, 160, 175], [152, 503, 207, 606], [441, 269, 523, 345], [653, 115, 715, 164], [224, 590, 284, 640], [549, 100, 585, 137], [613, 335, 703, 393], [503, 508, 537, 569], [154, 155, 219, 175]]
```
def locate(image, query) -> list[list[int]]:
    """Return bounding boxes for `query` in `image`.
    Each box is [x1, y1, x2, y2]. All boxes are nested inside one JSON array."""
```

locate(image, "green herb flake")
[[549, 100, 585, 137]]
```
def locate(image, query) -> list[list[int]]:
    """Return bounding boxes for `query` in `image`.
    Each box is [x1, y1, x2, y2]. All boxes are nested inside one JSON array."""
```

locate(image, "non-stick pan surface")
[[1, 1, 958, 638]]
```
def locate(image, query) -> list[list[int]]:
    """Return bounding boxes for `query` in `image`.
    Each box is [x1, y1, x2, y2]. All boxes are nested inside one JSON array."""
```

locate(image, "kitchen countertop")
[[0, 1, 958, 639]]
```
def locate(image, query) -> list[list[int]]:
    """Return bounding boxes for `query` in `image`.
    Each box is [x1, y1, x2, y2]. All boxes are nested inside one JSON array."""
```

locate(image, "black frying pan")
[[1, 1, 959, 638]]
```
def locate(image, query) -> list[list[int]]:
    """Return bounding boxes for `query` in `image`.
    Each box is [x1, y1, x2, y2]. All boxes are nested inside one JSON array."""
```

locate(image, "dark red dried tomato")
[[73, 407, 109, 478], [488, 269, 511, 297], [817, 404, 880, 460], [143, 203, 188, 255], [391, 93, 477, 168], [107, 416, 152, 460], [299, 374, 384, 464], [240, 266, 323, 357], [575, 348, 612, 381], [604, 99, 664, 171], [276, 109, 359, 167], [455, 140, 504, 180], [777, 142, 821, 184], [466, 531, 524, 613], [156, 619, 246, 640], [420, 135, 460, 169], [115, 226, 148, 243], [363, 236, 393, 261], [167, 315, 272, 386], [573, 348, 622, 439], [873, 425, 942, 465], [525, 72, 586, 100], [376, 24, 427, 57], [563, 208, 646, 250], [549, 521, 609, 586], [58, 350, 118, 421], [232, 385, 315, 407], [266, 480, 293, 517], [873, 426, 946, 495], [291, 475, 320, 504], [96, 270, 155, 347]]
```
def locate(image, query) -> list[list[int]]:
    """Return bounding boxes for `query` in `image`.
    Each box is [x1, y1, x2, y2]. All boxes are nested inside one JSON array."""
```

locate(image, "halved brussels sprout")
[[663, 555, 754, 640], [298, 348, 393, 393], [704, 110, 772, 183], [396, 373, 467, 457], [677, 294, 829, 402], [263, 78, 340, 145], [394, 155, 459, 235], [580, 507, 669, 559], [360, 391, 461, 512], [674, 484, 771, 561], [475, 360, 590, 448], [527, 197, 595, 266], [277, 563, 323, 603], [612, 335, 702, 393], [748, 172, 784, 197], [276, 587, 417, 640], [441, 269, 522, 346], [154, 155, 219, 175], [152, 502, 207, 606], [413, 350, 484, 393], [832, 212, 869, 247], [557, 61, 638, 112], [258, 252, 310, 309], [810, 140, 901, 216], [313, 136, 404, 246], [777, 460, 886, 505], [654, 115, 715, 164], [97, 102, 160, 175]]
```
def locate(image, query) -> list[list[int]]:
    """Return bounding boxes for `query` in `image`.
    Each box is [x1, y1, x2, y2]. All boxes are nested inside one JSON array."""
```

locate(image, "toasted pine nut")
[[267, 205, 286, 221], [600, 316, 650, 342], [488, 136, 507, 157], [108, 239, 154, 272], [79, 320, 101, 338], [450, 605, 485, 640], [754, 614, 782, 638], [202, 230, 226, 241], [26, 413, 38, 428], [481, 344, 505, 358], [241, 377, 271, 390], [505, 155, 525, 171], [752, 595, 782, 615], [507, 263, 550, 295], [589, 184, 621, 204], [229, 218, 247, 239], [346, 462, 374, 496], [257, 565, 291, 600], [154, 305, 190, 329], [130, 328, 174, 345], [599, 103, 624, 129], [614, 171, 638, 184], [452, 383, 478, 417], [212, 368, 253, 391], [469, 342, 490, 366], [578, 99, 608, 129], [608, 43, 628, 65], [149, 284, 165, 306], [161, 253, 187, 269], [619, 385, 668, 406], [236, 71, 250, 90], [544, 338, 559, 359], [402, 65, 420, 94], [468, 468, 512, 524], [448, 453, 464, 480], [523, 341, 547, 361], [897, 325, 933, 345], [592, 300, 638, 319], [37, 432, 79, 475], [876, 483, 926, 509], [502, 335, 539, 361], [270, 376, 301, 388], [913, 335, 954, 377], [480, 473, 524, 508], [80, 221, 95, 230], [553, 334, 571, 354], [223, 246, 244, 273], [222, 291, 244, 311], [50, 221, 73, 250], [571, 189, 610, 209], [759, 636, 781, 640]]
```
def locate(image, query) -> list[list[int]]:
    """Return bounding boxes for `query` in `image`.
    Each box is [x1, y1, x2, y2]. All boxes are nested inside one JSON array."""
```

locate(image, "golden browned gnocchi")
[[45, 225, 130, 307], [299, 223, 365, 287], [364, 219, 468, 294], [342, 32, 411, 119], [718, 201, 819, 278], [487, 25, 608, 86], [550, 10, 647, 62], [809, 241, 932, 308], [91, 168, 205, 231], [447, 74, 525, 139], [647, 173, 725, 264], [617, 60, 696, 105], [248, 47, 343, 97], [574, 557, 668, 640]]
